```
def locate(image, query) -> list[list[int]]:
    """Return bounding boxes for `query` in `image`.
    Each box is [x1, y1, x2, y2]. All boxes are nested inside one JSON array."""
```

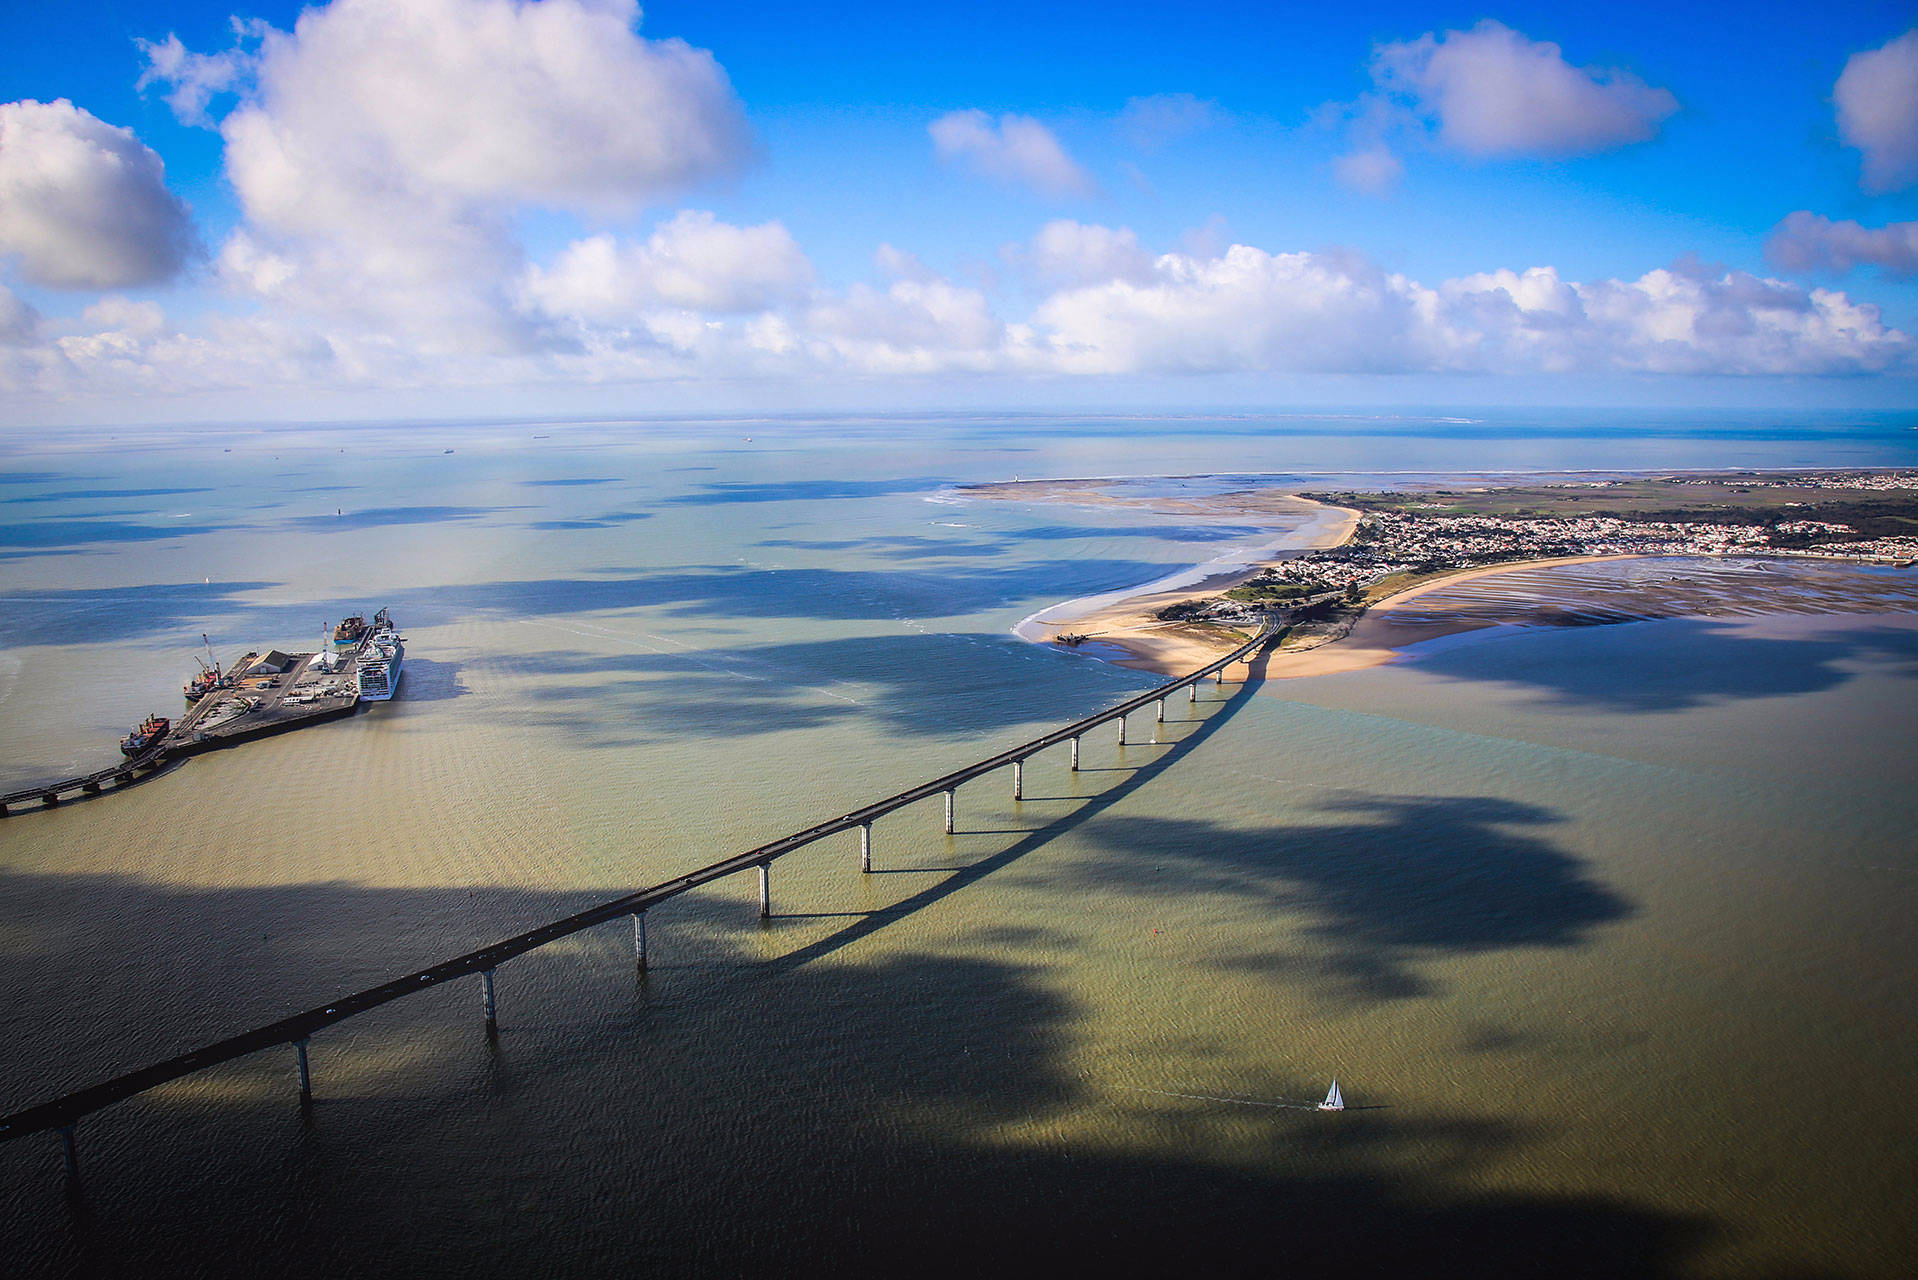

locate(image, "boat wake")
[[1118, 1084, 1322, 1111]]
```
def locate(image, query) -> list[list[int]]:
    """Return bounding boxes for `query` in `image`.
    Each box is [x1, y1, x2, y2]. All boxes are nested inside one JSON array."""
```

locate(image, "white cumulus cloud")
[[929, 110, 1096, 199], [136, 28, 260, 127], [1014, 220, 1156, 287], [1027, 233, 1909, 378], [1371, 20, 1678, 157], [524, 211, 813, 321], [1767, 211, 1918, 278], [158, 0, 752, 352], [223, 0, 749, 230], [0, 99, 196, 289], [1835, 28, 1918, 193], [1333, 144, 1404, 195]]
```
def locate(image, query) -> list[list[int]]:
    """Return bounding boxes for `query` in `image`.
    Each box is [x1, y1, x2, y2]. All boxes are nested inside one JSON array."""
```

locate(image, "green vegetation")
[[1301, 476, 1918, 547], [1224, 580, 1322, 603]]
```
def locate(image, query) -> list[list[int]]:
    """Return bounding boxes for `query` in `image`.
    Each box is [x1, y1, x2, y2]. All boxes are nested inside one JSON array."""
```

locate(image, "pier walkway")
[[0, 615, 1281, 1181]]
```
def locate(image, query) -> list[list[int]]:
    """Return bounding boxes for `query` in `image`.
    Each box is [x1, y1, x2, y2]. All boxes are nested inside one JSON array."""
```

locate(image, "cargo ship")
[[121, 714, 170, 757]]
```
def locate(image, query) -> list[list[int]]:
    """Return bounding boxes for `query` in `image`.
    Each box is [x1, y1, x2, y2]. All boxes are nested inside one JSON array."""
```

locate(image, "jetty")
[[0, 614, 1282, 1184], [0, 611, 395, 816]]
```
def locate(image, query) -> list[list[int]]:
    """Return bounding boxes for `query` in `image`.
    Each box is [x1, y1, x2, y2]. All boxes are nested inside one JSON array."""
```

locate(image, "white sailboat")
[[1317, 1079, 1345, 1112]]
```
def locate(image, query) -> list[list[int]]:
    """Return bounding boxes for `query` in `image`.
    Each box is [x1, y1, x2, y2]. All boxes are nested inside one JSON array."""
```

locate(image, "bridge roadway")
[[0, 614, 1281, 1175], [0, 746, 169, 814]]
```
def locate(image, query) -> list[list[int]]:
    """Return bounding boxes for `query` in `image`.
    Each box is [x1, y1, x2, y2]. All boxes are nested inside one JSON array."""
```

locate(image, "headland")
[[971, 470, 1918, 678]]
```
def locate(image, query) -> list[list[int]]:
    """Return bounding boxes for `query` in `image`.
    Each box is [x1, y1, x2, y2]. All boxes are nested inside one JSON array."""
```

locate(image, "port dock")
[[165, 646, 362, 757], [0, 614, 393, 815]]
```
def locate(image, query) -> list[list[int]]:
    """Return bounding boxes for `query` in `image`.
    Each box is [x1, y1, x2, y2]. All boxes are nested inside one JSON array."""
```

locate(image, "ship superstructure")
[[354, 609, 403, 703]]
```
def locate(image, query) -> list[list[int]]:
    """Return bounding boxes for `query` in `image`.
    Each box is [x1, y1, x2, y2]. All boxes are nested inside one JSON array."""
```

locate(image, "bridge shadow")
[[752, 655, 1270, 976]]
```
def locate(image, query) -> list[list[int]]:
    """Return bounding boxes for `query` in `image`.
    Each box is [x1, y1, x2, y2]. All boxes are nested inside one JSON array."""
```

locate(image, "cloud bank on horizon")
[[2, 0, 1918, 418]]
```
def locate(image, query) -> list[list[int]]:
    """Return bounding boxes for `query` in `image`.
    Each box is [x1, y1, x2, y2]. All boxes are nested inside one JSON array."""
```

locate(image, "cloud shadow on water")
[[0, 520, 224, 550], [1403, 617, 1918, 714], [0, 672, 1709, 1277], [0, 582, 281, 648], [662, 476, 949, 505], [389, 558, 1173, 627], [280, 506, 513, 532], [505, 631, 1142, 742], [0, 875, 1714, 1278], [1072, 796, 1631, 1003]]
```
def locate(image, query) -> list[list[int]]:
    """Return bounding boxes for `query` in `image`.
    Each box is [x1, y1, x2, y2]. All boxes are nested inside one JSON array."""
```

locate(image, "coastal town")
[[1159, 473, 1918, 630]]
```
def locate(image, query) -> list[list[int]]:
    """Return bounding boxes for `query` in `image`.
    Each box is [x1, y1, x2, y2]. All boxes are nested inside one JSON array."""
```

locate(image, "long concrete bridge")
[[0, 614, 1282, 1185]]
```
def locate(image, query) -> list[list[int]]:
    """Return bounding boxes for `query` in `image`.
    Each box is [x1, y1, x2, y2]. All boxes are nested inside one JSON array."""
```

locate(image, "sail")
[[1320, 1079, 1344, 1111]]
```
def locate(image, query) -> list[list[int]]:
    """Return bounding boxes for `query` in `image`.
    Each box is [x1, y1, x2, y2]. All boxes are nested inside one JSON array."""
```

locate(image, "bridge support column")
[[758, 864, 771, 918], [1117, 715, 1126, 747], [481, 970, 498, 1031], [633, 911, 648, 972], [943, 789, 955, 835], [1189, 683, 1197, 703], [1156, 697, 1166, 723], [58, 1125, 77, 1183], [294, 1038, 312, 1105], [859, 822, 872, 873], [1069, 736, 1079, 771], [1012, 759, 1023, 801], [1215, 668, 1224, 685]]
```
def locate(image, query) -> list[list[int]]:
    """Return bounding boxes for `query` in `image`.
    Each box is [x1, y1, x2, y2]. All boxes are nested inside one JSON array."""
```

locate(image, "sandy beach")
[[985, 488, 1360, 676]]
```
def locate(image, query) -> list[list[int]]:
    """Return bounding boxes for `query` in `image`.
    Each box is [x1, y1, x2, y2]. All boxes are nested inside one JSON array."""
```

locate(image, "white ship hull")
[[355, 625, 403, 703]]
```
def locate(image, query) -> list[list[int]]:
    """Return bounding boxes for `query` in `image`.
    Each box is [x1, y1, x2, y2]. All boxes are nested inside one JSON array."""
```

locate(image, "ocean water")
[[0, 412, 1914, 1278]]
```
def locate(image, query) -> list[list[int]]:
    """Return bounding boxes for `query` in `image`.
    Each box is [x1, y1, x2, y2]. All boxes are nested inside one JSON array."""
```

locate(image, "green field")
[[1300, 475, 1918, 545]]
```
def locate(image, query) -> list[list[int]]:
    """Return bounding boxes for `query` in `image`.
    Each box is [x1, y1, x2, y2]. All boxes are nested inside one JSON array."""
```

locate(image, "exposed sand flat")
[[1259, 555, 1640, 681]]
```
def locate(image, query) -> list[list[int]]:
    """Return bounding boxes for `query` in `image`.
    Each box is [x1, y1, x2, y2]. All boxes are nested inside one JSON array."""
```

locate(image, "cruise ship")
[[354, 609, 404, 703]]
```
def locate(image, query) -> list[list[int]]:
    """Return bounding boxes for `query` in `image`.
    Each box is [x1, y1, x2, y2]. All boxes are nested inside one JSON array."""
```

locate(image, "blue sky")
[[3, 0, 1918, 423]]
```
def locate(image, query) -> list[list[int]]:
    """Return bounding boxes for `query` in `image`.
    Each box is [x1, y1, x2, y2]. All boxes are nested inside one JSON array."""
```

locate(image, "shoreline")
[[1256, 554, 1642, 682], [1009, 497, 1361, 677], [999, 470, 1918, 681]]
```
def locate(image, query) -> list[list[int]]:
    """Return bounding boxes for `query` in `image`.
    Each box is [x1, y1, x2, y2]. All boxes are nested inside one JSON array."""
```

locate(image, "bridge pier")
[[758, 863, 771, 918], [1215, 668, 1224, 685], [1069, 736, 1079, 771], [1189, 683, 1198, 703], [1012, 758, 1023, 801], [943, 789, 955, 835], [58, 1125, 77, 1183], [859, 821, 872, 873], [1117, 715, 1127, 747], [632, 911, 648, 972], [294, 1038, 312, 1105], [481, 970, 498, 1031], [1156, 697, 1166, 723]]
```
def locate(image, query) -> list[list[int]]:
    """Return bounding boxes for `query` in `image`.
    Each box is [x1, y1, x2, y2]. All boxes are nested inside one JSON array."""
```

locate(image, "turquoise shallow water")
[[0, 414, 1914, 1278]]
